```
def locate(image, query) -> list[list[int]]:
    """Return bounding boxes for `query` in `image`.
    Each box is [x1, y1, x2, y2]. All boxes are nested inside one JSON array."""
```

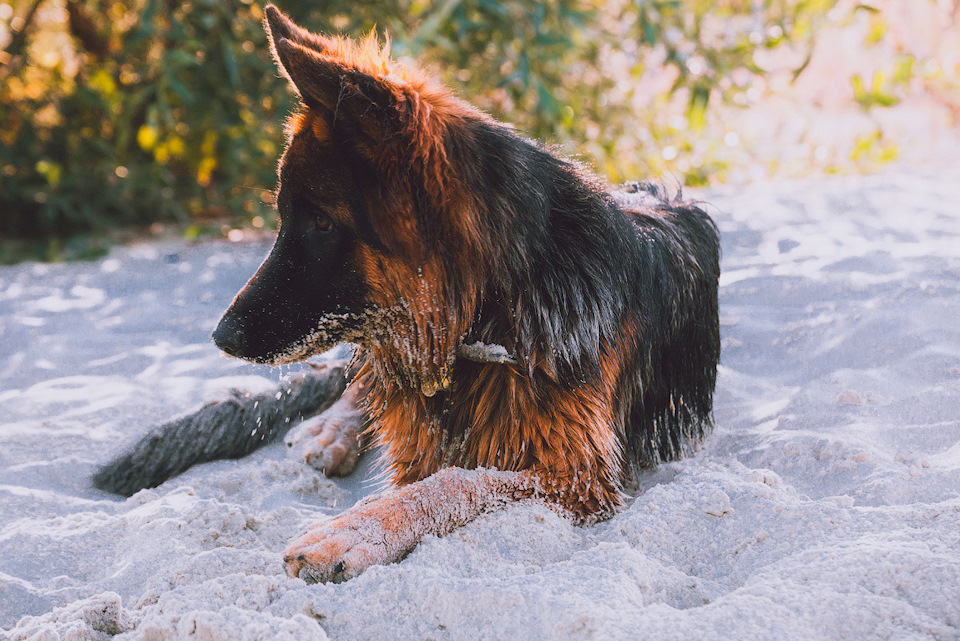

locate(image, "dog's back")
[[613, 182, 721, 470]]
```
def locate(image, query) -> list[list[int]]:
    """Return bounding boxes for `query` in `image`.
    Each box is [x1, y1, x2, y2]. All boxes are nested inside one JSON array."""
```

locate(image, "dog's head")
[[213, 7, 489, 374]]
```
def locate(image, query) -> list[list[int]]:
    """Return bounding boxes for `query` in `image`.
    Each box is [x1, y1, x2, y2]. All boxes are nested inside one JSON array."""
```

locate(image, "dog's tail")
[[92, 361, 350, 496]]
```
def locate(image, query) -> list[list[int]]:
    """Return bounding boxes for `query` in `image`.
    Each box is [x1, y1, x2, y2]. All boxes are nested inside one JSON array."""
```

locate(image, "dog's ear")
[[263, 5, 336, 58], [264, 12, 459, 145], [271, 36, 395, 120]]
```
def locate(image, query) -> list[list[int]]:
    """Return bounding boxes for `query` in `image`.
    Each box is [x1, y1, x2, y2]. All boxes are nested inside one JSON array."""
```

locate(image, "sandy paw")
[[283, 516, 392, 584], [285, 408, 362, 477]]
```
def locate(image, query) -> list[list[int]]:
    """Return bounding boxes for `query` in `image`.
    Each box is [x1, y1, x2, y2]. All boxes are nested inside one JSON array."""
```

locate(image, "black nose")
[[213, 315, 247, 357]]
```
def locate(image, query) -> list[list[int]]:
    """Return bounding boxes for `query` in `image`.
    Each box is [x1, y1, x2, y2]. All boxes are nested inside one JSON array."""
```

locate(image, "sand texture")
[[2, 167, 959, 640]]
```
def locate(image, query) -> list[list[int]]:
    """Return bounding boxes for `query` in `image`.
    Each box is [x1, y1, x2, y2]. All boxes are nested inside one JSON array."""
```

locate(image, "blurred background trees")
[[1, 0, 958, 261]]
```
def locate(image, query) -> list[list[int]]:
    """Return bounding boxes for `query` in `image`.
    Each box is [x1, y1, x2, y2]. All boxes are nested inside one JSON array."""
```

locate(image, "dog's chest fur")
[[358, 346, 629, 521]]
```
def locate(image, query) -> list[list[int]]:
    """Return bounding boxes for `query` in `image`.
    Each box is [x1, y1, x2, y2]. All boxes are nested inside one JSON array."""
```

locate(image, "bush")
[[3, 0, 934, 260], [1, 0, 292, 259]]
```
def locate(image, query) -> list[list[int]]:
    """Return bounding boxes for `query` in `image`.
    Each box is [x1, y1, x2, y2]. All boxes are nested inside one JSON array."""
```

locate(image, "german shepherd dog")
[[210, 6, 720, 583]]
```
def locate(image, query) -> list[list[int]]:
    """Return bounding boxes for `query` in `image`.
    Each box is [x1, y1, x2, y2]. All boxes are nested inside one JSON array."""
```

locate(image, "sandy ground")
[[1, 165, 959, 640]]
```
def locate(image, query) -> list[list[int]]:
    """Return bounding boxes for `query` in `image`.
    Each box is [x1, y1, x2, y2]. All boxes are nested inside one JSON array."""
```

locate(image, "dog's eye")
[[314, 214, 334, 233]]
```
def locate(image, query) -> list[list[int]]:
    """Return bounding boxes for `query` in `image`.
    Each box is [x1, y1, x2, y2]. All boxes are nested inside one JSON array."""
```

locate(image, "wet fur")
[[214, 6, 721, 578]]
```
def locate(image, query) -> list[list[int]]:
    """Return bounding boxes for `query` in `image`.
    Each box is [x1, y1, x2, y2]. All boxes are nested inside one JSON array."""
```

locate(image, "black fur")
[[451, 122, 721, 470]]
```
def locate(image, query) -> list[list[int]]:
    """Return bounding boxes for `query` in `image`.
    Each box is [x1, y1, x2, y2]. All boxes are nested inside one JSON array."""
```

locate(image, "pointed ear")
[[263, 5, 336, 57], [273, 37, 405, 132]]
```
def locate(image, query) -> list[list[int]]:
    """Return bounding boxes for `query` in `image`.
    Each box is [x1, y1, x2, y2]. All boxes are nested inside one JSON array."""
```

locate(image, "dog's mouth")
[[213, 309, 371, 365], [263, 312, 372, 365]]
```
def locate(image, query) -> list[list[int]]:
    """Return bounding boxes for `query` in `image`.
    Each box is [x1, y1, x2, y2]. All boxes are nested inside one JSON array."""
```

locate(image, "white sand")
[[2, 166, 959, 640]]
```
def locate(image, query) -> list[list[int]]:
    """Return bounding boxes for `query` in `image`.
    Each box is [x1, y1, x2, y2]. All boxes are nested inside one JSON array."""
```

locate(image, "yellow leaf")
[[137, 125, 158, 151], [154, 143, 170, 164], [197, 157, 217, 186], [167, 136, 185, 157], [89, 69, 117, 98], [201, 130, 217, 156]]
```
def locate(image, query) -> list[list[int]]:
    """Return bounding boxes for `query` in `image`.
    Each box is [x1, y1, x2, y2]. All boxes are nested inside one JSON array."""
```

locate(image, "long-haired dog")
[[209, 6, 721, 583]]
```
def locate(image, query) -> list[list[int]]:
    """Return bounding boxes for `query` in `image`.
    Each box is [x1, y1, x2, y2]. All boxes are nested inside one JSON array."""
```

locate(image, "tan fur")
[[357, 340, 627, 522]]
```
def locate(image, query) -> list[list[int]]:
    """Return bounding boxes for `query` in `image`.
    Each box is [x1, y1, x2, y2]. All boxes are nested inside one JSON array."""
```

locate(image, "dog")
[[208, 5, 721, 584]]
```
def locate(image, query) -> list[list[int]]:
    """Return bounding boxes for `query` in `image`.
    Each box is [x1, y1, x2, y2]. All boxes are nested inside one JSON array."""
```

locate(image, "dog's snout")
[[213, 315, 247, 357]]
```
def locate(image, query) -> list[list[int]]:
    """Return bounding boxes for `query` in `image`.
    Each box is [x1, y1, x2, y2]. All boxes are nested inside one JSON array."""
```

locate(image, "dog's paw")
[[283, 507, 406, 583], [285, 410, 361, 477], [282, 468, 540, 583]]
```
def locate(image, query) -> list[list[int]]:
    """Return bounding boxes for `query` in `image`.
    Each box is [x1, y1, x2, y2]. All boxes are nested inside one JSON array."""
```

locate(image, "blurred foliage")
[[389, 0, 846, 184], [1, 0, 290, 260], [0, 0, 955, 261]]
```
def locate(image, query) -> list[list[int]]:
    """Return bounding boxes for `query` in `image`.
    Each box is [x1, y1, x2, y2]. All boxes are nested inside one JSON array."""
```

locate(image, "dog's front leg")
[[285, 382, 365, 477], [284, 467, 539, 583]]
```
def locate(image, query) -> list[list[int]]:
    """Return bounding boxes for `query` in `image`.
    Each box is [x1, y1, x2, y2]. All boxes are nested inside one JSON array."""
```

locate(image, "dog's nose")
[[213, 315, 247, 357]]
